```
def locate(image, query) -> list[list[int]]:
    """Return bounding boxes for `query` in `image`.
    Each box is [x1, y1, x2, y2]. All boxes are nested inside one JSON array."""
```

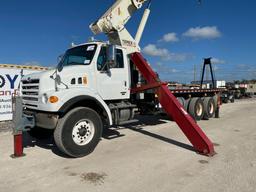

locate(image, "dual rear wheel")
[[184, 97, 216, 121]]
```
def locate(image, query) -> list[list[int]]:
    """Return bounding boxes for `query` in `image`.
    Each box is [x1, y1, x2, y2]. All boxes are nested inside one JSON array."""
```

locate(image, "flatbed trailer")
[[139, 86, 224, 121], [171, 88, 224, 120]]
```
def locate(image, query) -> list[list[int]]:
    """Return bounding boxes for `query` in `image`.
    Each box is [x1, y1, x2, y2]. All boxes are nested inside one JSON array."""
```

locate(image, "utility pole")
[[194, 64, 197, 82]]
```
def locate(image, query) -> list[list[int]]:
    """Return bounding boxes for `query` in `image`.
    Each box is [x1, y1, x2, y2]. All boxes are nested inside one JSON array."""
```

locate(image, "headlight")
[[42, 93, 48, 104]]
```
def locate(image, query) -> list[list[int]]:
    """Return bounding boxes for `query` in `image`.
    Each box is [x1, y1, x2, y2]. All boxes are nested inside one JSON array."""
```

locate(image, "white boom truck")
[[16, 0, 218, 158]]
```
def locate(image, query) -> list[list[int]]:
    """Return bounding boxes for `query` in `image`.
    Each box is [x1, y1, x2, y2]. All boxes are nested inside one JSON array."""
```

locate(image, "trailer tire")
[[177, 97, 185, 107], [188, 97, 204, 121], [223, 97, 229, 103], [54, 107, 103, 158], [184, 98, 190, 111], [203, 97, 215, 119]]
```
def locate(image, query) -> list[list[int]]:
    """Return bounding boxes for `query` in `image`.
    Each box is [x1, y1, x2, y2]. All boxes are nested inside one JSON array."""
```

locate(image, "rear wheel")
[[203, 97, 216, 119], [177, 97, 185, 107], [188, 97, 204, 121], [54, 107, 103, 158], [223, 97, 229, 103]]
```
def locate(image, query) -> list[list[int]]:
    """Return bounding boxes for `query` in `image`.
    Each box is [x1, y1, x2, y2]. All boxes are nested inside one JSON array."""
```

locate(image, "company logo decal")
[[0, 75, 6, 88]]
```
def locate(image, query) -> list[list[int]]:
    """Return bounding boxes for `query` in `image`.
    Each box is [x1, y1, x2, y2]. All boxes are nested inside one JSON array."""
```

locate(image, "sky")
[[0, 0, 256, 83]]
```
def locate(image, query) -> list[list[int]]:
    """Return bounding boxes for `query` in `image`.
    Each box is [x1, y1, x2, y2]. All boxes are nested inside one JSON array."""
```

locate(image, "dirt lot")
[[0, 98, 256, 192]]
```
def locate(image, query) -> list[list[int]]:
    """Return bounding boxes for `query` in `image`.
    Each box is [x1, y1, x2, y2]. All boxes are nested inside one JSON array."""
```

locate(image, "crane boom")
[[90, 0, 148, 54]]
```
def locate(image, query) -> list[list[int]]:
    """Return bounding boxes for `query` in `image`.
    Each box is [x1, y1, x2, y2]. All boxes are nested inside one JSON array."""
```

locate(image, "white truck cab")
[[21, 42, 139, 157]]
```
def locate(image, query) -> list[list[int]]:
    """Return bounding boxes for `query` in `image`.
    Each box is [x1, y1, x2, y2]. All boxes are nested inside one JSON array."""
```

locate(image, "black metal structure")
[[200, 58, 216, 89]]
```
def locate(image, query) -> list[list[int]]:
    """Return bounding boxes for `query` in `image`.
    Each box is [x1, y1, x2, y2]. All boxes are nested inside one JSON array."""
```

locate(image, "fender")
[[38, 88, 113, 126], [59, 95, 113, 126]]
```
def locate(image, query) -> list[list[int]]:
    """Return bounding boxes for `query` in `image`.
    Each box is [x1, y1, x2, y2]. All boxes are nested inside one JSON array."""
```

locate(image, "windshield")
[[58, 44, 97, 68]]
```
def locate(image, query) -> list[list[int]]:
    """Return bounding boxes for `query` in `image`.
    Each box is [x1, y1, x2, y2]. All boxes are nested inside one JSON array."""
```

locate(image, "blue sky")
[[0, 0, 256, 83]]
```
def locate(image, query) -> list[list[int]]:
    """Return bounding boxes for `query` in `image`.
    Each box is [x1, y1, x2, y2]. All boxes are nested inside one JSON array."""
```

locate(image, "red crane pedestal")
[[131, 52, 215, 156]]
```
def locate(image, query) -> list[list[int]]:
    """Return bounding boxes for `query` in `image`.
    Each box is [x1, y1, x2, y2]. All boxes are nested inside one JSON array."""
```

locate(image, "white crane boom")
[[90, 0, 149, 54]]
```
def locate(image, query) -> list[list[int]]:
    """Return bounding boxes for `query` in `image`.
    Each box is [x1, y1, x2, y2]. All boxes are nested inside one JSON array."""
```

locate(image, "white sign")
[[0, 68, 42, 121]]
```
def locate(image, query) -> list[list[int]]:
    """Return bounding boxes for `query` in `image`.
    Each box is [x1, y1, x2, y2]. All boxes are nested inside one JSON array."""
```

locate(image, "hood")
[[22, 65, 94, 94]]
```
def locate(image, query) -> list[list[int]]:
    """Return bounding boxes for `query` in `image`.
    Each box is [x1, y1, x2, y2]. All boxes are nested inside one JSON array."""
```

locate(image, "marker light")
[[49, 96, 59, 103], [83, 76, 87, 85]]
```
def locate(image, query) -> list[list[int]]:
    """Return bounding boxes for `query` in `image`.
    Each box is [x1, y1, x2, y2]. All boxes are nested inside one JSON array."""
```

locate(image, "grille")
[[21, 79, 40, 107], [22, 79, 39, 84]]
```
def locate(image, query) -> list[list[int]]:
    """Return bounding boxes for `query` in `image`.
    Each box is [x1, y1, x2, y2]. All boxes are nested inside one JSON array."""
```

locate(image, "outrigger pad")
[[131, 52, 215, 156]]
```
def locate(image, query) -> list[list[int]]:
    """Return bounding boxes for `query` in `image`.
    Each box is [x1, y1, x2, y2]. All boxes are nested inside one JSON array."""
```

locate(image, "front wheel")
[[54, 107, 103, 158]]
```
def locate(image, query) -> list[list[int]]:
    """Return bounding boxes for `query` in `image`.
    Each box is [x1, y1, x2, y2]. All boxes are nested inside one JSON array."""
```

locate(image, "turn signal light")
[[49, 96, 59, 103]]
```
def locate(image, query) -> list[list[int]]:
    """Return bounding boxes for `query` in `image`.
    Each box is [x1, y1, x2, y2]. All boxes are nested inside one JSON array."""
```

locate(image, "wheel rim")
[[196, 103, 203, 116], [209, 102, 214, 114], [72, 119, 95, 146]]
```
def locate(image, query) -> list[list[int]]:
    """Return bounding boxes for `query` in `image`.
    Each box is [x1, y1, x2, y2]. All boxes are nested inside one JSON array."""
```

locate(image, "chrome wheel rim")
[[72, 119, 95, 146], [196, 103, 203, 116]]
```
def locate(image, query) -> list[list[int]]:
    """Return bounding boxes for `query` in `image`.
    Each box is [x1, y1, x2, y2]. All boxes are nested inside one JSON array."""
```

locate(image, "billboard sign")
[[0, 66, 46, 121]]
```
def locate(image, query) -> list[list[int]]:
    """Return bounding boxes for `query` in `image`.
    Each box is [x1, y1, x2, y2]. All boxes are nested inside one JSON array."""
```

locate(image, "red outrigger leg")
[[131, 52, 215, 156]]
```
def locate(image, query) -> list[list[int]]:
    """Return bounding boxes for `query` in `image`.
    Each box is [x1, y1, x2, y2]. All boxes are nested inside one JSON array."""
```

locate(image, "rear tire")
[[54, 107, 103, 158], [223, 97, 229, 103], [203, 97, 216, 119], [177, 97, 185, 107], [188, 97, 204, 121]]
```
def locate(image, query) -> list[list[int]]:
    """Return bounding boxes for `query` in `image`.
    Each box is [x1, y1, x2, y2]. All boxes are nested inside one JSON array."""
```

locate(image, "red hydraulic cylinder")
[[131, 52, 215, 156]]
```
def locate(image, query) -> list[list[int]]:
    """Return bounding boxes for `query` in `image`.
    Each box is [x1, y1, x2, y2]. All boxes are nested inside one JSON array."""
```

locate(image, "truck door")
[[96, 46, 130, 100]]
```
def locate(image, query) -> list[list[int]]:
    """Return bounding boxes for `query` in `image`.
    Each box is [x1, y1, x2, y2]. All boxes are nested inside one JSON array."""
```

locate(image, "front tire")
[[54, 107, 103, 158]]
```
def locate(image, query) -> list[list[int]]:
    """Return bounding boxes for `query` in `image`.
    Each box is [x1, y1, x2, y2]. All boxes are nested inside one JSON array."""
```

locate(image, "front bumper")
[[24, 110, 59, 130], [13, 96, 59, 131]]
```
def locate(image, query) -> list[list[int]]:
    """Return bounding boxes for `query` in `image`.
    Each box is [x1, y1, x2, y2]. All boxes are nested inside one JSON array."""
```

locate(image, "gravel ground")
[[0, 98, 256, 192], [0, 121, 13, 132]]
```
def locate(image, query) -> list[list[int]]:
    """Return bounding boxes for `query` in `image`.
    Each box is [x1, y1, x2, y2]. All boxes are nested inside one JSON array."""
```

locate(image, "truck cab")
[[20, 42, 139, 157]]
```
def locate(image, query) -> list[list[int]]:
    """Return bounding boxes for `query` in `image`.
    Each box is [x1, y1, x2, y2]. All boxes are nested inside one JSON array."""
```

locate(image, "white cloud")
[[142, 44, 190, 62], [159, 33, 179, 42], [183, 26, 221, 39], [211, 57, 226, 64], [154, 62, 179, 74], [143, 44, 170, 58], [213, 66, 219, 71]]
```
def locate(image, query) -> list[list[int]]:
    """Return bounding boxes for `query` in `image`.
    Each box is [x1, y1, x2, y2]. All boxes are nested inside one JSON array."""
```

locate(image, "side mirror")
[[57, 54, 64, 72], [106, 44, 117, 68], [57, 54, 63, 63]]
